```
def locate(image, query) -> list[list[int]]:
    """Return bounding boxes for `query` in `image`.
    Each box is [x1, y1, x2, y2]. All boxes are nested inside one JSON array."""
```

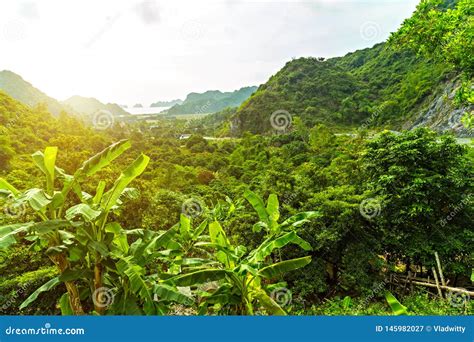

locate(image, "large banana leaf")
[[102, 154, 150, 212], [153, 284, 194, 305], [0, 223, 32, 249], [280, 211, 320, 228], [29, 220, 71, 235], [244, 190, 269, 223], [49, 191, 65, 210], [59, 140, 131, 199], [32, 147, 57, 194], [66, 203, 102, 222], [179, 214, 191, 240], [105, 222, 129, 253], [131, 226, 178, 258], [92, 181, 106, 205], [266, 194, 280, 222], [209, 221, 232, 266], [254, 290, 286, 315], [199, 283, 239, 306], [193, 219, 208, 239], [19, 277, 60, 309], [258, 256, 311, 279], [209, 221, 229, 247], [166, 269, 228, 286], [75, 140, 131, 178], [384, 291, 408, 315], [194, 242, 240, 261], [22, 188, 51, 212], [249, 231, 312, 263]]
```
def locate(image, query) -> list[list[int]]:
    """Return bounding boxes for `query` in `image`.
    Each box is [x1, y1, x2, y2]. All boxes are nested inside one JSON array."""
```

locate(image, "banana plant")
[[384, 291, 408, 315], [165, 219, 313, 315], [244, 190, 320, 237], [0, 140, 150, 315], [158, 214, 215, 276], [101, 223, 197, 315]]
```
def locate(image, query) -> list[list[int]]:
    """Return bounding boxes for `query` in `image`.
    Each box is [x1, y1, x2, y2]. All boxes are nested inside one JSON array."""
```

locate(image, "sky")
[[0, 0, 419, 106]]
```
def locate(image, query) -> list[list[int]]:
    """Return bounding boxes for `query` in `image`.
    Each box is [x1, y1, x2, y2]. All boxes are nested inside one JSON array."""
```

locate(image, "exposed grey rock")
[[408, 77, 473, 137]]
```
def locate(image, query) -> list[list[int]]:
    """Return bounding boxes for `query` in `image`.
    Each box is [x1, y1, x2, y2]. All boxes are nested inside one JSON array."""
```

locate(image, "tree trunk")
[[52, 254, 84, 315]]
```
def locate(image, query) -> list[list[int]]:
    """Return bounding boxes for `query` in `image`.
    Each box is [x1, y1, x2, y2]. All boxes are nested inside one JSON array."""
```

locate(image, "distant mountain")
[[134, 104, 143, 108], [0, 70, 72, 116], [166, 86, 257, 115], [63, 96, 130, 117], [150, 99, 183, 107]]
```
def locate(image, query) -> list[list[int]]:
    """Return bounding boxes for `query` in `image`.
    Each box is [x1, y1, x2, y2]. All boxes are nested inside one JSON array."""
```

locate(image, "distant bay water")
[[125, 106, 170, 115]]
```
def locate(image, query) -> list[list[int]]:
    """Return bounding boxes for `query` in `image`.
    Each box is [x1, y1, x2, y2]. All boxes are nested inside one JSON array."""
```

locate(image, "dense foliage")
[[0, 89, 472, 315]]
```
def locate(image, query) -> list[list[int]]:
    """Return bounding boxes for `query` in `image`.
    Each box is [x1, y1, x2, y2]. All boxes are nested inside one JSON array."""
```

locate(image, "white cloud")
[[0, 0, 418, 106]]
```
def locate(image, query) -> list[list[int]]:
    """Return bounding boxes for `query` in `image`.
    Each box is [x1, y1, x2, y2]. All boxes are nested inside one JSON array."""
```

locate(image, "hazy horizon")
[[1, 0, 418, 106]]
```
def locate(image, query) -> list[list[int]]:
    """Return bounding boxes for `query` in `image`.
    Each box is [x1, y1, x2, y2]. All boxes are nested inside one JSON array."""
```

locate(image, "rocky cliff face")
[[408, 77, 473, 137]]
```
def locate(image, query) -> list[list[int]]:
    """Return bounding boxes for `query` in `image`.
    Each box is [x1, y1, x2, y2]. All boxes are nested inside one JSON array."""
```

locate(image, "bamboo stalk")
[[393, 274, 436, 285], [434, 252, 446, 287], [393, 277, 474, 296], [432, 268, 443, 298]]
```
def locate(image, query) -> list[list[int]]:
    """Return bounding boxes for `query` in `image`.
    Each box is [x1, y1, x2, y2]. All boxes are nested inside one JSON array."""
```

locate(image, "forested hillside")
[[234, 0, 472, 136], [0, 70, 72, 116], [234, 44, 460, 134]]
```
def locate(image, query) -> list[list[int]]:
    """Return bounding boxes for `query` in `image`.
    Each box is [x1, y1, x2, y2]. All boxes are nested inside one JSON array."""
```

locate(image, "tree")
[[363, 129, 473, 275], [389, 0, 473, 75]]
